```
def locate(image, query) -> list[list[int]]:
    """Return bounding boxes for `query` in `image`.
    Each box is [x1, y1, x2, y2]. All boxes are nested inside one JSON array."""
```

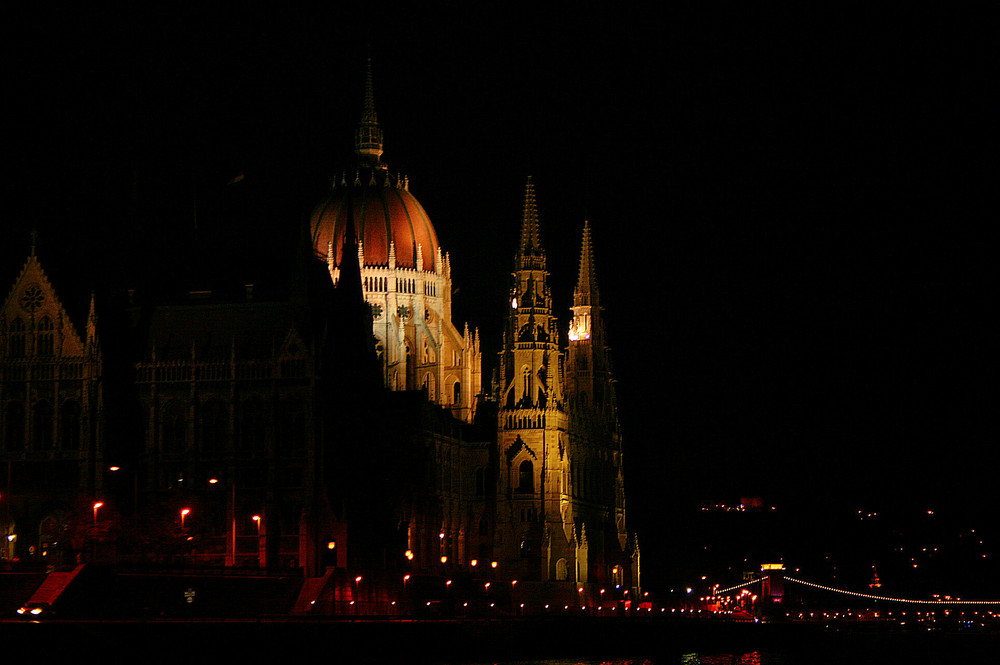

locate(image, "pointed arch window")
[[4, 401, 25, 451], [199, 400, 229, 457], [8, 318, 26, 358], [238, 398, 267, 453], [33, 400, 54, 449], [162, 401, 186, 455], [277, 399, 307, 456], [453, 381, 461, 406], [517, 459, 534, 493], [59, 400, 81, 450], [37, 316, 54, 356]]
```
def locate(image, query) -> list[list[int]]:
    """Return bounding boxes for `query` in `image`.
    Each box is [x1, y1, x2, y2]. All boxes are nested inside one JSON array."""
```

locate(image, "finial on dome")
[[355, 57, 384, 165]]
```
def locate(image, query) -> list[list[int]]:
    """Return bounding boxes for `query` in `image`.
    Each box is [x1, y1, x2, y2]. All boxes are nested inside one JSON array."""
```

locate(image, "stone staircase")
[[27, 564, 87, 606]]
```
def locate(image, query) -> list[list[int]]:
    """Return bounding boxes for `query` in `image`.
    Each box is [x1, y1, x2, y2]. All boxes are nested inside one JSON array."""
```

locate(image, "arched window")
[[4, 402, 25, 451], [33, 401, 54, 449], [200, 400, 229, 457], [475, 467, 486, 496], [277, 400, 307, 456], [162, 401, 186, 455], [37, 316, 54, 356], [453, 381, 461, 405], [517, 459, 533, 493], [238, 398, 266, 453], [555, 558, 569, 581], [8, 318, 26, 358], [59, 400, 81, 450]]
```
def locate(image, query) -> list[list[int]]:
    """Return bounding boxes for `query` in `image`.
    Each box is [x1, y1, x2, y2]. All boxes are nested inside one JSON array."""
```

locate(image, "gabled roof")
[[1, 251, 86, 356]]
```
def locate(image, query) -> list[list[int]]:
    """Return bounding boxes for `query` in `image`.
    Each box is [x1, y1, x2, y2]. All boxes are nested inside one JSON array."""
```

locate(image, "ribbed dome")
[[311, 172, 440, 272]]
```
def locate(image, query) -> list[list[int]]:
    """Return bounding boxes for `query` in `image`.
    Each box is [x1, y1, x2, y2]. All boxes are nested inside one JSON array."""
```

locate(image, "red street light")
[[180, 508, 191, 529], [93, 502, 104, 524]]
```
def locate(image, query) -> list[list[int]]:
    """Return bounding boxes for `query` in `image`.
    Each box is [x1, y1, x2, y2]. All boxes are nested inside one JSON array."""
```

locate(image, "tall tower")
[[565, 221, 638, 594], [310, 60, 481, 422], [495, 178, 579, 585]]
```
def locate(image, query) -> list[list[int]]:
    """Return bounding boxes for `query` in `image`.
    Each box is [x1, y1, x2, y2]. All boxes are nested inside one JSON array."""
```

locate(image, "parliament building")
[[0, 64, 640, 611]]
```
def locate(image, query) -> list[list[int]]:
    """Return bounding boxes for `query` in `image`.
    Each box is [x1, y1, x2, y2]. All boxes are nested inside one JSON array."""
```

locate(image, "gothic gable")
[[504, 435, 537, 463], [1, 253, 85, 359]]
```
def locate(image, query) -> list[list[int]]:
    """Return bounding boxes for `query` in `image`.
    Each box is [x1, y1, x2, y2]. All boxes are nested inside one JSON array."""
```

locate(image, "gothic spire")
[[516, 176, 545, 267], [574, 220, 599, 308], [355, 57, 384, 166]]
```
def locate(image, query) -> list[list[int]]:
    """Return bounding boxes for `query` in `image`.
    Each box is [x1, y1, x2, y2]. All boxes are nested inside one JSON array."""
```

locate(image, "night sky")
[[7, 7, 997, 588]]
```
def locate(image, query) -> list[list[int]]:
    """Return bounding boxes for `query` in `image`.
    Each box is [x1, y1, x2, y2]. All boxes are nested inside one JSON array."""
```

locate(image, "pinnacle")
[[517, 176, 544, 260], [574, 220, 598, 307]]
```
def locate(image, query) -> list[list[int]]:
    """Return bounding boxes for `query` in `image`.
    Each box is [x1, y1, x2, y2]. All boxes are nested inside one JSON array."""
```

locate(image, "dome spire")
[[355, 57, 384, 166]]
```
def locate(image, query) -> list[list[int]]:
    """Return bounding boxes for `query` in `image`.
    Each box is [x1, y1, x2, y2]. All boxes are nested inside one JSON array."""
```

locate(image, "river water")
[[2, 621, 998, 663]]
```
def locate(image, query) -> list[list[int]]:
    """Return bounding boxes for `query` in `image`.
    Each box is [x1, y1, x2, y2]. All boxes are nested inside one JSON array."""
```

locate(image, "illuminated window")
[[556, 558, 568, 581]]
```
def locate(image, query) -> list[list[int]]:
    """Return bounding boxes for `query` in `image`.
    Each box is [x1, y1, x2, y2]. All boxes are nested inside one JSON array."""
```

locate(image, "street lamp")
[[92, 502, 104, 524], [180, 508, 191, 529]]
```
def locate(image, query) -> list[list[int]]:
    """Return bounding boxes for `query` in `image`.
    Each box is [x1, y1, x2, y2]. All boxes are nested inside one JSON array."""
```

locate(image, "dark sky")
[[7, 7, 998, 582]]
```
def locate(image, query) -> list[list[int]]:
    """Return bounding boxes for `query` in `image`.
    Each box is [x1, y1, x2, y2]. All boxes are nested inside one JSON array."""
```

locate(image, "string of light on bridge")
[[712, 578, 764, 596], [784, 577, 1000, 606]]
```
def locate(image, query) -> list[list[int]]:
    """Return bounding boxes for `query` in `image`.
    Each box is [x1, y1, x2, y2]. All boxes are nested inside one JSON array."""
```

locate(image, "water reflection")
[[680, 653, 766, 665]]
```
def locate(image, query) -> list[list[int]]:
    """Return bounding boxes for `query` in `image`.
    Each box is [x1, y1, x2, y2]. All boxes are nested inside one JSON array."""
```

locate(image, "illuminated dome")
[[310, 172, 440, 272]]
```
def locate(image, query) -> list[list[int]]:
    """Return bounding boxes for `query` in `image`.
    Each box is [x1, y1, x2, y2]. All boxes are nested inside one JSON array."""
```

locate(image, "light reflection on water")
[[464, 656, 773, 665]]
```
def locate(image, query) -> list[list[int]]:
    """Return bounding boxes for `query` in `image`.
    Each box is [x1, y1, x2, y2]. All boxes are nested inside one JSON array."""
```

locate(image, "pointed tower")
[[495, 178, 576, 586], [564, 221, 639, 600]]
